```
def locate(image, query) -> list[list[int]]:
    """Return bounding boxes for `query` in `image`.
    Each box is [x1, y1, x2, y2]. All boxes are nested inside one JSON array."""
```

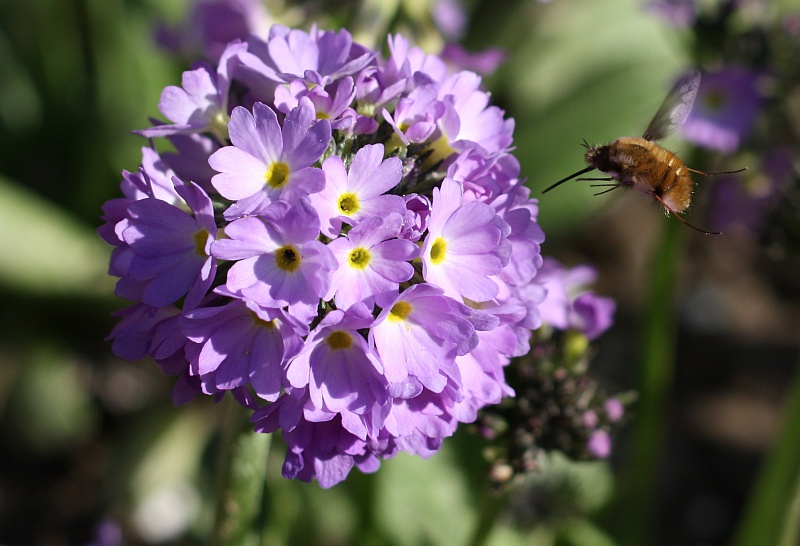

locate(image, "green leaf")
[[490, 0, 689, 235], [731, 361, 800, 546], [556, 518, 619, 546], [210, 400, 271, 546], [0, 174, 113, 296], [375, 444, 477, 546]]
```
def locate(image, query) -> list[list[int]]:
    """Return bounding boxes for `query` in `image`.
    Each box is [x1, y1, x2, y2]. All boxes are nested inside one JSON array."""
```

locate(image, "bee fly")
[[543, 71, 745, 234]]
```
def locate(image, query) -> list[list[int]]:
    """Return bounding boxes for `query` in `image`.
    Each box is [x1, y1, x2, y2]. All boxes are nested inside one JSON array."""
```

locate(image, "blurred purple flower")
[[682, 67, 763, 153], [137, 42, 244, 140], [646, 0, 696, 27], [709, 149, 793, 233], [534, 257, 615, 340], [440, 44, 506, 76], [587, 430, 612, 458], [155, 0, 272, 62]]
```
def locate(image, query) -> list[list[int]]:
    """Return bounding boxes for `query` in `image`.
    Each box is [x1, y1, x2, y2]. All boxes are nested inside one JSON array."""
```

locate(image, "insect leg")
[[592, 185, 623, 196], [650, 193, 721, 235], [686, 167, 747, 177]]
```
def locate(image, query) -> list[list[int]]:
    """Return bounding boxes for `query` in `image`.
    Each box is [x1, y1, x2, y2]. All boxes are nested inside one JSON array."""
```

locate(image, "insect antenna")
[[542, 166, 596, 193], [650, 192, 720, 235]]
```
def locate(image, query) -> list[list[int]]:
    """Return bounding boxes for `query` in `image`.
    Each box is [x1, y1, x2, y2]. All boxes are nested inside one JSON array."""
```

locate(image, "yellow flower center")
[[348, 247, 371, 270], [253, 315, 276, 329], [275, 245, 301, 272], [337, 192, 360, 215], [265, 161, 290, 189], [210, 110, 230, 142], [326, 330, 353, 350], [704, 88, 727, 111], [193, 229, 209, 256], [388, 301, 412, 322], [356, 102, 375, 117], [422, 134, 456, 170], [429, 237, 447, 265]]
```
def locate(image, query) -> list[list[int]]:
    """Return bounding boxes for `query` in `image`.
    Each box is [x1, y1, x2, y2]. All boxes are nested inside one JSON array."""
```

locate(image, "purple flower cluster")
[[101, 25, 548, 487]]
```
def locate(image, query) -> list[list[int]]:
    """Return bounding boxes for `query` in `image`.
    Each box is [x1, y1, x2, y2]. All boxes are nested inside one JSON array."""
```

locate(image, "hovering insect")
[[542, 70, 745, 234]]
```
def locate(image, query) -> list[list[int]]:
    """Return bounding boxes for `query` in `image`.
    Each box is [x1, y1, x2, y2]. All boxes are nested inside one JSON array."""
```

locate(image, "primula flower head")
[[100, 24, 615, 488]]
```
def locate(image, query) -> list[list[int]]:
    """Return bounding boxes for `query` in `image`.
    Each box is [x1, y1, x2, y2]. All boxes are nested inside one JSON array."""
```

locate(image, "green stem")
[[467, 488, 510, 546], [209, 397, 272, 546], [609, 217, 685, 544], [731, 361, 800, 546]]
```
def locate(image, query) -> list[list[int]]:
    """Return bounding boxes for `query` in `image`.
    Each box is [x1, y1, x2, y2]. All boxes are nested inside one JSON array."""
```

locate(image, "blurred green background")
[[1, 0, 798, 545]]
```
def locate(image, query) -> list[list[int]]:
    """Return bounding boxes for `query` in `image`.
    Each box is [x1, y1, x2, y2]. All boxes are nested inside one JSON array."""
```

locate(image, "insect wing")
[[642, 70, 701, 141]]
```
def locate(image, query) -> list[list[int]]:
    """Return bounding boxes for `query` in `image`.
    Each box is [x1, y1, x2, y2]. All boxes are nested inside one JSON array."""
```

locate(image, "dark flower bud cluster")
[[478, 329, 627, 488]]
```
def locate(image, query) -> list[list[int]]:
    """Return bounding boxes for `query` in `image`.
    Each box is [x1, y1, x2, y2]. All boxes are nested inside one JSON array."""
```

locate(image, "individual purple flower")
[[326, 214, 418, 309], [87, 518, 123, 546], [451, 321, 519, 423], [587, 430, 612, 458], [534, 257, 615, 340], [99, 148, 185, 254], [155, 0, 272, 62], [353, 65, 406, 113], [311, 143, 406, 237], [646, 0, 696, 27], [211, 198, 337, 308], [382, 386, 461, 456], [437, 71, 515, 154], [491, 184, 545, 287], [370, 283, 476, 388], [385, 34, 448, 89], [421, 177, 511, 302], [182, 297, 306, 400], [439, 44, 506, 76], [286, 303, 389, 414], [572, 292, 616, 341], [274, 77, 358, 131], [682, 67, 763, 153], [708, 149, 792, 233], [161, 133, 221, 192], [136, 147, 185, 205], [399, 194, 431, 242], [117, 180, 217, 309], [209, 99, 331, 216], [432, 0, 468, 40], [383, 84, 445, 145], [252, 393, 381, 488], [604, 398, 625, 422], [108, 303, 182, 363], [138, 41, 244, 140], [241, 25, 374, 87]]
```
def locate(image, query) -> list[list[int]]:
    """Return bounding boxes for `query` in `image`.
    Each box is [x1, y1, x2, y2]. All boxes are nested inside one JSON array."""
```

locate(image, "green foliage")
[[1, 0, 797, 545]]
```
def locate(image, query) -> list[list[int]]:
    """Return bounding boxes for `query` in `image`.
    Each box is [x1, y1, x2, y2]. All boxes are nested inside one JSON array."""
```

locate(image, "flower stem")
[[731, 358, 800, 546], [608, 216, 685, 544], [209, 397, 271, 546], [467, 488, 509, 546]]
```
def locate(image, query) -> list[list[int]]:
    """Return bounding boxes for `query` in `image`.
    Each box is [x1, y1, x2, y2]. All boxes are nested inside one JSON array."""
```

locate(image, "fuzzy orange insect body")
[[585, 136, 694, 214], [544, 71, 745, 234]]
